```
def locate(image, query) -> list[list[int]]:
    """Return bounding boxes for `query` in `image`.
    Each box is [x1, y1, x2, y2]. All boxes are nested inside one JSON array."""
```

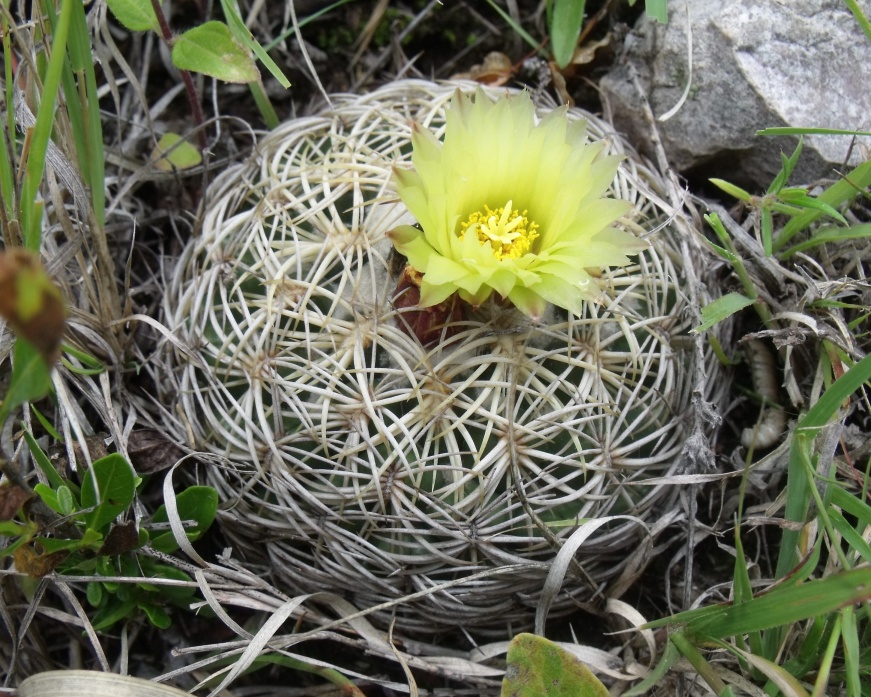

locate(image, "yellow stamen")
[[459, 200, 539, 260]]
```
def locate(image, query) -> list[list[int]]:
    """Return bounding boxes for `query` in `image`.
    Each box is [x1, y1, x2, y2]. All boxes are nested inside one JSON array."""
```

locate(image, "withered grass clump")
[[161, 80, 728, 635]]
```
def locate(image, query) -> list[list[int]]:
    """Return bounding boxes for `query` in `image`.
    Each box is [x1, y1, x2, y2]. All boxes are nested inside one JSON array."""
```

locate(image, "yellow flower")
[[389, 88, 647, 321]]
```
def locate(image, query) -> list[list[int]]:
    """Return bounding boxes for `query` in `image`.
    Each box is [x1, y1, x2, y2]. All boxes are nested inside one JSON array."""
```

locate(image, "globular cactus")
[[163, 80, 723, 635]]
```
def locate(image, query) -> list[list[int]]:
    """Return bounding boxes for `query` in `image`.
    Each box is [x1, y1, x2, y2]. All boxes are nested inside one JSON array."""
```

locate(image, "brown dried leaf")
[[127, 429, 186, 474], [451, 51, 514, 86], [13, 543, 69, 577], [99, 521, 141, 556], [569, 34, 612, 66], [0, 249, 67, 364], [0, 482, 31, 521]]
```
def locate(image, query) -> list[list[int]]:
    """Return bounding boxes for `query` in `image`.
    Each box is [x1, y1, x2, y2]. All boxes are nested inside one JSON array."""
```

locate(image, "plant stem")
[[148, 0, 207, 151]]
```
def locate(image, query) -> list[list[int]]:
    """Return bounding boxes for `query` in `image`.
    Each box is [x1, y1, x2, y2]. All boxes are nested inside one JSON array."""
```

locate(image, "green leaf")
[[621, 640, 681, 696], [105, 0, 159, 32], [550, 0, 586, 69], [33, 484, 78, 518], [23, 429, 65, 490], [218, 0, 290, 89], [60, 342, 105, 373], [152, 132, 202, 172], [777, 191, 848, 225], [80, 453, 136, 532], [709, 178, 752, 202], [57, 485, 76, 516], [30, 406, 62, 440], [645, 0, 668, 23], [35, 534, 94, 555], [767, 137, 803, 195], [86, 581, 103, 606], [91, 595, 139, 631], [693, 292, 754, 333], [140, 563, 196, 604], [171, 21, 260, 84], [33, 483, 60, 514], [501, 633, 608, 697], [0, 519, 35, 538], [140, 601, 172, 629], [761, 206, 773, 256], [0, 339, 54, 428], [150, 486, 218, 553]]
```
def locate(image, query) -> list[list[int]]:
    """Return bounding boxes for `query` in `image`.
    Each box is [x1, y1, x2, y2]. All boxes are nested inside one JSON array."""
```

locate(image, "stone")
[[600, 0, 871, 190]]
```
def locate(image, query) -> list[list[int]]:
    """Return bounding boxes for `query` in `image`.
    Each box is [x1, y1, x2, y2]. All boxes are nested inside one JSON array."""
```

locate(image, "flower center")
[[459, 200, 539, 261]]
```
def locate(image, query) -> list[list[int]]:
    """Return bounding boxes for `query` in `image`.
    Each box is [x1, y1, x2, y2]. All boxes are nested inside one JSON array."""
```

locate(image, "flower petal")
[[388, 225, 436, 272], [390, 87, 644, 320]]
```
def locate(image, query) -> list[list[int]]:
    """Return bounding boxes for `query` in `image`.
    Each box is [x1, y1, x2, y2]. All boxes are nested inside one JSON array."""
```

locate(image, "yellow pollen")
[[459, 200, 539, 260]]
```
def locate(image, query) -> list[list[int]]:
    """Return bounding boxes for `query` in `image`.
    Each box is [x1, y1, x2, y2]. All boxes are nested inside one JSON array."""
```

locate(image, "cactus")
[[163, 80, 724, 635]]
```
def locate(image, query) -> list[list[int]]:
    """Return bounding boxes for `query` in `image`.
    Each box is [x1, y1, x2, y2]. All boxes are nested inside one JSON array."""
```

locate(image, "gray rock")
[[600, 0, 871, 189]]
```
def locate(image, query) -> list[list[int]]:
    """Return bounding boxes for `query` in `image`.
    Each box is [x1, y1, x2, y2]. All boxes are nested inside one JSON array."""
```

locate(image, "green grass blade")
[[758, 127, 871, 137], [21, 0, 74, 251], [485, 0, 540, 51], [621, 640, 681, 696], [761, 206, 773, 255], [687, 567, 871, 640], [780, 223, 871, 259], [669, 632, 726, 693], [219, 0, 290, 88], [68, 0, 105, 224], [726, 643, 811, 697], [773, 158, 871, 253], [798, 352, 871, 433], [249, 80, 279, 129], [829, 485, 871, 525], [828, 506, 871, 565], [732, 525, 764, 658], [842, 0, 871, 46], [840, 606, 860, 697], [0, 13, 15, 222]]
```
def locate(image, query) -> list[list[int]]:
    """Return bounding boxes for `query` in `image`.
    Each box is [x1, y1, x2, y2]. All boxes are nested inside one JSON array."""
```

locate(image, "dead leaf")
[[452, 51, 514, 86], [127, 429, 186, 474], [99, 521, 141, 556], [0, 482, 31, 521], [569, 34, 612, 66], [0, 249, 67, 364], [13, 542, 69, 577]]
